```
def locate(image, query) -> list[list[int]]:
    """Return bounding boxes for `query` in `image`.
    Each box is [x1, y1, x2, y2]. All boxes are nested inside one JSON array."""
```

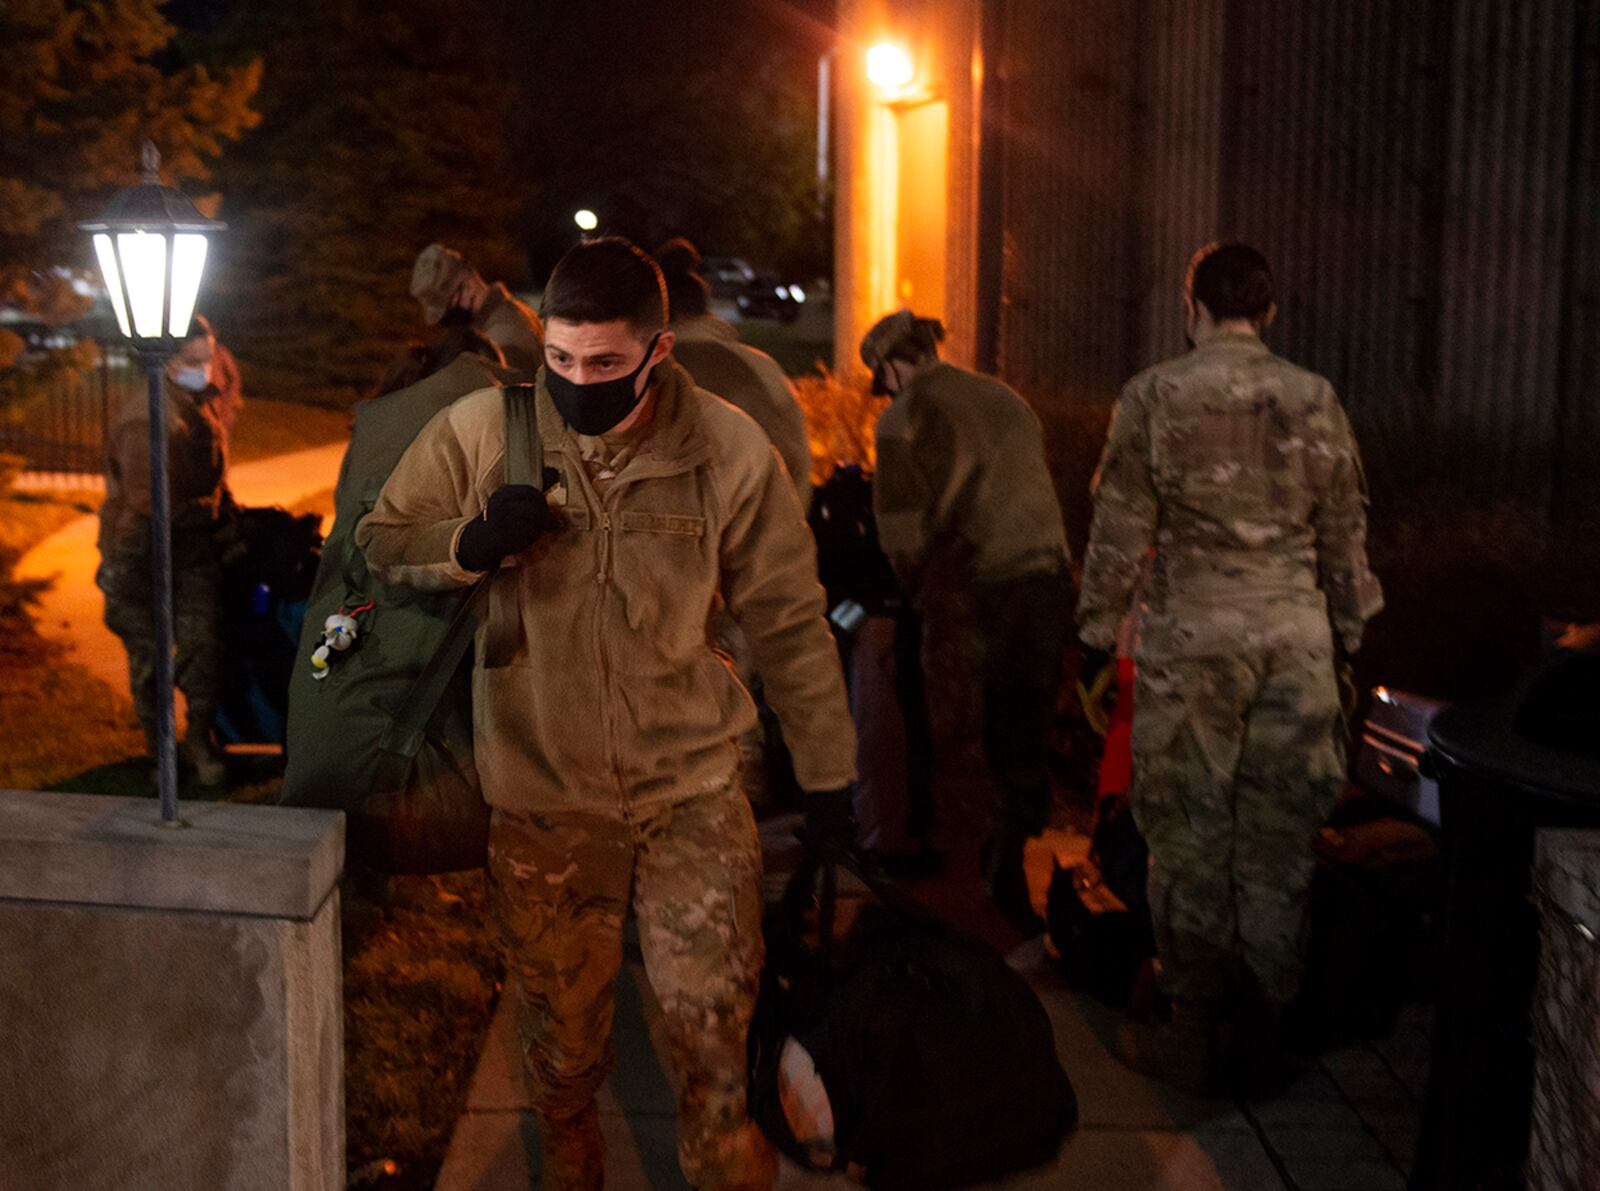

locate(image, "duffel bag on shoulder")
[[281, 382, 538, 873]]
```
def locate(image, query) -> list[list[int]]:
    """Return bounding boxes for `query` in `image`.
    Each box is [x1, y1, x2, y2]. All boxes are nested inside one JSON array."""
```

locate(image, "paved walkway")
[[435, 820, 1422, 1191], [14, 442, 345, 700]]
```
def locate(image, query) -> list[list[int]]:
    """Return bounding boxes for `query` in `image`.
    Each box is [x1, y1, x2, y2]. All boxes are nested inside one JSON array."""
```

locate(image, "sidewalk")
[[435, 820, 1422, 1191], [13, 442, 346, 700]]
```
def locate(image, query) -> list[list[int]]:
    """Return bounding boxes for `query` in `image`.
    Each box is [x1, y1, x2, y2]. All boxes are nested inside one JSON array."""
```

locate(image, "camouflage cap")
[[410, 243, 471, 325], [859, 309, 919, 371]]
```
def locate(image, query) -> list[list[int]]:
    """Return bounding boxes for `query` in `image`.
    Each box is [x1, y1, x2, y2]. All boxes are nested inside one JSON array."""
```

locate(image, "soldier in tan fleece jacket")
[[359, 238, 855, 1191]]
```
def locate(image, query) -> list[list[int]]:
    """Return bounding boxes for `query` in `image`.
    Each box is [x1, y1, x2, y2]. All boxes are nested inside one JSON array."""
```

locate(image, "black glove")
[[456, 477, 561, 573], [802, 787, 858, 855]]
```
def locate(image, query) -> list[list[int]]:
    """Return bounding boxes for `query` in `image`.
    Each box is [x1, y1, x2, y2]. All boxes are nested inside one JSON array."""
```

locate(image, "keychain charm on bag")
[[310, 598, 374, 680]]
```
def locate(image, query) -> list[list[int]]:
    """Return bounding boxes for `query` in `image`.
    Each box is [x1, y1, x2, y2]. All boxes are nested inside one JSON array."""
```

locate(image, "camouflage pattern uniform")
[[96, 378, 228, 749], [488, 782, 773, 1190], [1077, 330, 1383, 1004]]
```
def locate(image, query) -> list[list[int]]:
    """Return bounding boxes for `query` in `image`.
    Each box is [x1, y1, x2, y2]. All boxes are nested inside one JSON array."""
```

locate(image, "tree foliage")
[[0, 0, 261, 318], [199, 0, 525, 406], [500, 0, 833, 283]]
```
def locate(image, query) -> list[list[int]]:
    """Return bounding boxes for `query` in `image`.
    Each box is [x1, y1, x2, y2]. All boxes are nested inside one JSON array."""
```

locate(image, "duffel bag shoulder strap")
[[502, 382, 542, 487], [375, 382, 542, 764]]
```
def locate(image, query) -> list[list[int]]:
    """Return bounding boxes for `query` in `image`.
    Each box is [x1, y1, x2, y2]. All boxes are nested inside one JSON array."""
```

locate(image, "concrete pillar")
[[0, 791, 345, 1191]]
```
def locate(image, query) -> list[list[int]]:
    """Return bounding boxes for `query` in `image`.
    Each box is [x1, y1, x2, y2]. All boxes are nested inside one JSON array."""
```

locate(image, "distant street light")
[[573, 209, 599, 232], [80, 140, 223, 825], [867, 42, 915, 95]]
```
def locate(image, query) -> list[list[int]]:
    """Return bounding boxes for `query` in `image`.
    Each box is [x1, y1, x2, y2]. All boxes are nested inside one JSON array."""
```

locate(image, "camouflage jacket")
[[873, 361, 1069, 595], [99, 377, 228, 552], [1076, 331, 1383, 655]]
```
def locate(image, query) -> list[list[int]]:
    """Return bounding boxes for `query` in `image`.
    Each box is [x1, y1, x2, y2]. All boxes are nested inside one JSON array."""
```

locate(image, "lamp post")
[[80, 141, 223, 825]]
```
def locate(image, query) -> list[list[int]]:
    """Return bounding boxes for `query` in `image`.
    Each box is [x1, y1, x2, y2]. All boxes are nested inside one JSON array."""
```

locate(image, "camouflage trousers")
[[487, 783, 774, 1190], [1131, 603, 1345, 1004], [96, 531, 222, 740]]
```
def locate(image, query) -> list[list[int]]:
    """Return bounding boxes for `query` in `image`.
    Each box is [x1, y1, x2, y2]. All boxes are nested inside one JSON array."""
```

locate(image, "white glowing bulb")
[[867, 43, 914, 92], [167, 234, 208, 336], [93, 234, 131, 337], [574, 209, 599, 231]]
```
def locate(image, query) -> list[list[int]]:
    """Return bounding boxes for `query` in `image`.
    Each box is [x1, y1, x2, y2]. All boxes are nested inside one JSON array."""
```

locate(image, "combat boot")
[[1227, 999, 1308, 1100], [179, 731, 227, 786], [535, 1100, 604, 1191], [1113, 997, 1232, 1097], [984, 831, 1045, 937], [179, 707, 228, 786]]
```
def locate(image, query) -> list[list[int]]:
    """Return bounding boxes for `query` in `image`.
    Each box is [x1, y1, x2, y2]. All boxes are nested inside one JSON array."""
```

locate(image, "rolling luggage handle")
[[782, 832, 946, 973]]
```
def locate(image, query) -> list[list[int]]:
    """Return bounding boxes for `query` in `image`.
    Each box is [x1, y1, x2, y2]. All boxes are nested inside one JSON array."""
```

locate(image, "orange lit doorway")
[[894, 98, 948, 316]]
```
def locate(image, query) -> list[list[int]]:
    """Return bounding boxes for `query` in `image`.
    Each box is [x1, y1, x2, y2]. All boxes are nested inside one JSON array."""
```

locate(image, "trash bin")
[[1413, 650, 1600, 1191], [1526, 829, 1600, 1191]]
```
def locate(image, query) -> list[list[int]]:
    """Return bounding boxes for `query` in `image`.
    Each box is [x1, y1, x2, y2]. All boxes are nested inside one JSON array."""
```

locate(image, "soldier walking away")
[[410, 242, 545, 379], [860, 309, 1073, 935], [96, 315, 230, 786], [655, 237, 813, 511], [1076, 243, 1384, 1095], [360, 237, 857, 1191], [656, 236, 815, 810]]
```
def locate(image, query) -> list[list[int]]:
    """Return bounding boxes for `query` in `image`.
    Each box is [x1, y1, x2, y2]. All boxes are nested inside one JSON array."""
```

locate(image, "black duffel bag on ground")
[[748, 839, 1078, 1189]]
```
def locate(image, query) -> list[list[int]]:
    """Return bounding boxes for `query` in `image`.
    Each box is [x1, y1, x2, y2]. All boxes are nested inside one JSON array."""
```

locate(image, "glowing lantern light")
[[574, 209, 599, 232], [867, 43, 915, 94]]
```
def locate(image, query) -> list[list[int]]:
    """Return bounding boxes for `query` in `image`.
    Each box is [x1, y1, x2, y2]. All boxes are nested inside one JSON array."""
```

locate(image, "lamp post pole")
[[82, 139, 223, 826], [142, 347, 180, 821]]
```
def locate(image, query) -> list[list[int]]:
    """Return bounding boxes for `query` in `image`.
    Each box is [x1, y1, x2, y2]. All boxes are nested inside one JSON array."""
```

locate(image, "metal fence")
[[0, 348, 140, 478]]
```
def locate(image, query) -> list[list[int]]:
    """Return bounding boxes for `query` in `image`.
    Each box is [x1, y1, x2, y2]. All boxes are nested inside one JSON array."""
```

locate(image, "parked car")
[[736, 273, 806, 323], [700, 256, 756, 300], [2, 320, 79, 356]]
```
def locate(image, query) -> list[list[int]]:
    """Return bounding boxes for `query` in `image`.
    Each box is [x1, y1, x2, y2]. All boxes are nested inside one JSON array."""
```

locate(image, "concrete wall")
[[0, 793, 345, 1191]]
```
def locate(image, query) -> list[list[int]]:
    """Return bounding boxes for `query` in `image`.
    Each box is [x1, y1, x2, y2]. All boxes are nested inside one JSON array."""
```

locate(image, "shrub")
[[791, 365, 888, 485]]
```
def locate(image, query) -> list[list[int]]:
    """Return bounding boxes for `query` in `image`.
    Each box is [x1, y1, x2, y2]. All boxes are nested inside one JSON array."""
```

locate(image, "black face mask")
[[546, 333, 661, 435]]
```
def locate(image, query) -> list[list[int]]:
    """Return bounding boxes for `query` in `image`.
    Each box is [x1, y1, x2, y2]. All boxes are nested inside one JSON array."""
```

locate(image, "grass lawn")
[[1, 482, 498, 1190]]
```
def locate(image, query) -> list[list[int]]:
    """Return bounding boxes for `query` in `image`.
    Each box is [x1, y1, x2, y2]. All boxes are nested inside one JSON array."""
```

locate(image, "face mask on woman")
[[172, 364, 211, 392]]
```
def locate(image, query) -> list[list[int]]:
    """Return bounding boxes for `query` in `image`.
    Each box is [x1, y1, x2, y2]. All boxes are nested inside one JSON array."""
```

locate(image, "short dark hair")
[[655, 237, 710, 319], [1186, 243, 1275, 321], [889, 317, 946, 365], [540, 236, 668, 336], [365, 328, 503, 402]]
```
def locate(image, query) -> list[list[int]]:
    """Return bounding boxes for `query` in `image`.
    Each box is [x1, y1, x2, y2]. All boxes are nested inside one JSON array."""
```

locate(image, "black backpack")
[[216, 503, 324, 745], [749, 842, 1077, 1189]]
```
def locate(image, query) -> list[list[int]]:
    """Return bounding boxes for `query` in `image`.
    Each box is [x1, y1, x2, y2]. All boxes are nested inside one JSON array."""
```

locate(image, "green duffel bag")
[[281, 358, 533, 874]]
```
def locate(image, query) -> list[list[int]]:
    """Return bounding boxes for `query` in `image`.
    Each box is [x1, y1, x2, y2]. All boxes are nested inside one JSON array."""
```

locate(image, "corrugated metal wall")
[[1136, 0, 1225, 363], [989, 0, 1596, 512], [994, 0, 1137, 402], [1435, 0, 1577, 504], [1557, 0, 1599, 511]]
